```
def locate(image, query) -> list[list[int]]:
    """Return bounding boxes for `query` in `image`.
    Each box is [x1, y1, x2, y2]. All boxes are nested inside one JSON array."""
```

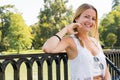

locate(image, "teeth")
[[84, 24, 92, 28], [86, 26, 91, 28]]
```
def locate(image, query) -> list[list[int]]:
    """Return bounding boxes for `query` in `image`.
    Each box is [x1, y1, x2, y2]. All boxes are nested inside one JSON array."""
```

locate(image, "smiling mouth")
[[84, 23, 93, 28], [86, 25, 92, 28]]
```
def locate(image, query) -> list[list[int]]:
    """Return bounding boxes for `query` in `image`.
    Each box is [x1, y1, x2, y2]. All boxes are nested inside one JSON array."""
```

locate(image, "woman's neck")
[[76, 32, 89, 41]]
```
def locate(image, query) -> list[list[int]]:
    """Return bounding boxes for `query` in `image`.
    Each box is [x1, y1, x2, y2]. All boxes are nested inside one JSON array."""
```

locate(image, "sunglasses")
[[93, 57, 104, 70]]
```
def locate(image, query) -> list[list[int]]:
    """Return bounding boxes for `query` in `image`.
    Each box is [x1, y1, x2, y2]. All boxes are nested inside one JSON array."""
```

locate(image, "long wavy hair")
[[73, 3, 99, 40]]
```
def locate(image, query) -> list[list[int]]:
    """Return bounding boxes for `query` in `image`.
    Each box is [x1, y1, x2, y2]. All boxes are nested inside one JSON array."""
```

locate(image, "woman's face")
[[75, 9, 96, 32]]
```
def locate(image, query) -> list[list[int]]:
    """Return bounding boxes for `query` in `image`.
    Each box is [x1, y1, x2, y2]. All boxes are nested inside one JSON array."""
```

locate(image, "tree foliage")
[[105, 33, 117, 48], [7, 13, 32, 53], [30, 23, 40, 49], [34, 0, 73, 48], [0, 5, 15, 51], [112, 0, 120, 10], [99, 6, 120, 48], [0, 5, 33, 53]]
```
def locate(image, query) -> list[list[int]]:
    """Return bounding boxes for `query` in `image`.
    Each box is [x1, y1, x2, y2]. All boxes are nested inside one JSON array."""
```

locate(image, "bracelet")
[[54, 34, 61, 41]]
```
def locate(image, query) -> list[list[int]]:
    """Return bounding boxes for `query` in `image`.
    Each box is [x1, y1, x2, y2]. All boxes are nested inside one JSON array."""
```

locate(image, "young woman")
[[42, 3, 111, 80]]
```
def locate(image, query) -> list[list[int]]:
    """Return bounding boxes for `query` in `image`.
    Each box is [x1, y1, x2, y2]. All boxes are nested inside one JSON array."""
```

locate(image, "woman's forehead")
[[81, 9, 96, 17]]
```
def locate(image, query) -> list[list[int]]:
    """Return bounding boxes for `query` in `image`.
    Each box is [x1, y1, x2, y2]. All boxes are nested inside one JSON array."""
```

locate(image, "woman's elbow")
[[42, 46, 53, 53], [42, 46, 59, 53], [42, 47, 49, 53]]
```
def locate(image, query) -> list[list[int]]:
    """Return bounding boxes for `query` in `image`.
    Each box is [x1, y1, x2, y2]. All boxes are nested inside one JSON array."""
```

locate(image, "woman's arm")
[[42, 23, 80, 53], [42, 27, 68, 53], [104, 65, 111, 80]]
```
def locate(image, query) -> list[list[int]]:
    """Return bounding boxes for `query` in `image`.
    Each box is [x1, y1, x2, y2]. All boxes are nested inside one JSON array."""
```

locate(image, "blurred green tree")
[[0, 5, 15, 51], [34, 0, 73, 48], [105, 33, 117, 48], [99, 6, 120, 48], [7, 13, 32, 54], [112, 0, 120, 10]]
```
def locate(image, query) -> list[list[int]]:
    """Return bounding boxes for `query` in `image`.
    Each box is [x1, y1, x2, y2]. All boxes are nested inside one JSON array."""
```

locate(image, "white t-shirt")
[[69, 35, 106, 80]]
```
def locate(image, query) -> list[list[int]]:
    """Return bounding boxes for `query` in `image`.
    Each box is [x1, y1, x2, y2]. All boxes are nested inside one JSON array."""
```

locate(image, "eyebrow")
[[84, 14, 96, 18]]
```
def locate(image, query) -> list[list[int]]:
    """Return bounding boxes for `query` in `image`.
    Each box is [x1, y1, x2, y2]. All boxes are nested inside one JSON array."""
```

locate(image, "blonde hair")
[[73, 3, 99, 40]]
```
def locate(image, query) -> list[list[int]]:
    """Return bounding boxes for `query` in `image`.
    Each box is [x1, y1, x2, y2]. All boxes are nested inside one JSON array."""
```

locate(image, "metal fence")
[[0, 51, 120, 80], [104, 50, 120, 80], [0, 53, 68, 80]]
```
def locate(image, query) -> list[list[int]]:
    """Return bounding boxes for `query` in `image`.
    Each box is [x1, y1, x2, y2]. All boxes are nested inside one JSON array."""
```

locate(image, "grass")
[[1, 49, 44, 55]]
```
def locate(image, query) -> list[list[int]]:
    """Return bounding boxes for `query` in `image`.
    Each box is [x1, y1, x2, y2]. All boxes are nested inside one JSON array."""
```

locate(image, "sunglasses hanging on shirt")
[[93, 57, 104, 70]]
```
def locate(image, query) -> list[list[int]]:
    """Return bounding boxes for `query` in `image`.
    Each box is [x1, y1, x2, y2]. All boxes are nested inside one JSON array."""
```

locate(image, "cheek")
[[93, 22, 96, 27], [76, 18, 85, 23], [91, 24, 96, 31]]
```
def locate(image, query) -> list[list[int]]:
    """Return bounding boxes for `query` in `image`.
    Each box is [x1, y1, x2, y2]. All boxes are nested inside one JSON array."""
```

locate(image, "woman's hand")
[[66, 23, 81, 35]]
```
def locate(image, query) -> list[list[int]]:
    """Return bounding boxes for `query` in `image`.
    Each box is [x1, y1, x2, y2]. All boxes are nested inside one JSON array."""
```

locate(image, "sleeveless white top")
[[69, 35, 106, 80]]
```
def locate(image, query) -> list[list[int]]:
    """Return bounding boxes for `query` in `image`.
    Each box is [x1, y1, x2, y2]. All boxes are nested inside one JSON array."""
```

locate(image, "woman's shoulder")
[[63, 35, 74, 42], [90, 37, 103, 49], [89, 37, 97, 42], [89, 37, 100, 45]]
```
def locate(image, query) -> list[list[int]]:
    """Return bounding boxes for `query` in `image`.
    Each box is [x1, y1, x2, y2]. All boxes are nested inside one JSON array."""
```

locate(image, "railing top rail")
[[104, 50, 120, 54], [0, 52, 67, 60], [0, 50, 120, 59]]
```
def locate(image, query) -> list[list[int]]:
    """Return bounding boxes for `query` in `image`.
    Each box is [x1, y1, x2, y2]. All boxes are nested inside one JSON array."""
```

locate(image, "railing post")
[[46, 55, 53, 80], [14, 66, 20, 80], [0, 69, 5, 80], [63, 54, 68, 80], [55, 55, 61, 80], [37, 58, 44, 80], [27, 64, 33, 80]]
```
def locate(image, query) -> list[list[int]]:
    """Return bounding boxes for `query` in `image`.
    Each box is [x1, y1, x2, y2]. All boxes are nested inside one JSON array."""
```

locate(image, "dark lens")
[[93, 57, 99, 62], [99, 63, 104, 70]]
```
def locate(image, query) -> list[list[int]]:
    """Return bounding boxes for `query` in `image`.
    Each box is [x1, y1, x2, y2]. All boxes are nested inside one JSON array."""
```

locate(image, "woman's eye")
[[84, 16, 89, 18], [84, 15, 96, 21], [92, 18, 96, 21]]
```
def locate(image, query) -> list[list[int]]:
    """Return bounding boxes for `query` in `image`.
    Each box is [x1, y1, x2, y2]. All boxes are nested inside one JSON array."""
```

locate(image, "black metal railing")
[[104, 50, 120, 80], [0, 51, 120, 80], [0, 53, 68, 80]]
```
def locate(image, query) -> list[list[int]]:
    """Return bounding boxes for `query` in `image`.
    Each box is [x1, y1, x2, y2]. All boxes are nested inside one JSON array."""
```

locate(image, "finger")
[[74, 31, 78, 34], [79, 23, 83, 28], [73, 23, 79, 29], [75, 23, 82, 29], [75, 23, 82, 28], [71, 30, 78, 34]]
